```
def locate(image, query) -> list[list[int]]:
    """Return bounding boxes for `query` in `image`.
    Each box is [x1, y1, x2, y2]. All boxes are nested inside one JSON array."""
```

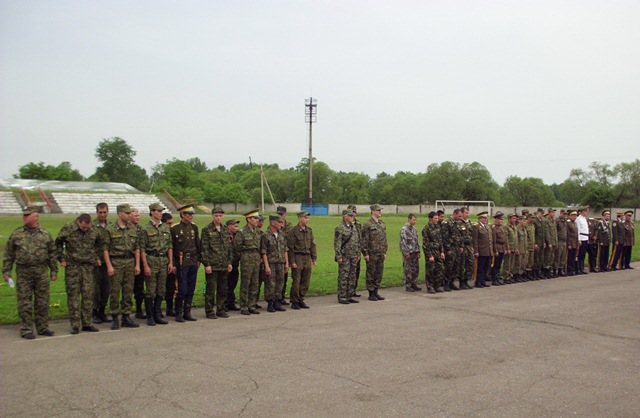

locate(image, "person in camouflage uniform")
[[3, 205, 58, 339], [255, 215, 266, 310], [130, 209, 147, 320], [423, 211, 445, 293], [92, 202, 111, 324], [543, 208, 558, 278], [161, 213, 178, 316], [277, 206, 294, 305], [140, 203, 173, 325], [441, 209, 462, 291], [225, 219, 241, 311], [56, 213, 102, 334], [400, 214, 421, 292], [555, 210, 569, 277], [361, 204, 388, 300], [200, 207, 232, 319], [525, 214, 537, 280], [490, 211, 507, 285], [287, 211, 317, 309], [567, 211, 579, 275], [347, 204, 364, 297], [533, 208, 545, 279], [456, 207, 475, 290], [103, 203, 141, 329], [235, 210, 262, 315], [334, 210, 361, 304], [503, 213, 518, 284], [262, 214, 289, 312], [516, 216, 528, 282]]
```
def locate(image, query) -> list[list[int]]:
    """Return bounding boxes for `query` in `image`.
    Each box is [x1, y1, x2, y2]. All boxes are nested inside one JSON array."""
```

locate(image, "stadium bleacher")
[[0, 192, 23, 214], [52, 193, 170, 214]]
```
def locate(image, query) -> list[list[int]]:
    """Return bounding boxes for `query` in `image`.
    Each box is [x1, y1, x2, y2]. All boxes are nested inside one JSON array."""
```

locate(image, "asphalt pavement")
[[2, 264, 639, 417]]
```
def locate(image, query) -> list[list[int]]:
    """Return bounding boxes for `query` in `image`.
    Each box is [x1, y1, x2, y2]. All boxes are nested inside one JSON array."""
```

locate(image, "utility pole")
[[305, 97, 317, 206]]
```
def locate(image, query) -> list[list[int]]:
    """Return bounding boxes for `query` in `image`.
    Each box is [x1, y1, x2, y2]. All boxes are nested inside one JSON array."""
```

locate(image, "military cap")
[[226, 219, 240, 226], [276, 206, 287, 214], [177, 204, 196, 214], [569, 211, 578, 216], [594, 217, 602, 221], [22, 205, 39, 215], [560, 209, 566, 214], [616, 212, 624, 217], [342, 209, 354, 216], [601, 210, 610, 216], [258, 215, 265, 222], [518, 215, 526, 220], [477, 211, 488, 218], [211, 207, 225, 214], [149, 202, 165, 212], [508, 213, 518, 218], [117, 204, 133, 213], [347, 204, 357, 212], [269, 214, 282, 222], [547, 208, 556, 213], [521, 209, 530, 215], [244, 209, 259, 218], [625, 210, 633, 216], [528, 213, 535, 219], [297, 210, 310, 217], [493, 211, 504, 219], [370, 204, 383, 211], [537, 208, 545, 213]]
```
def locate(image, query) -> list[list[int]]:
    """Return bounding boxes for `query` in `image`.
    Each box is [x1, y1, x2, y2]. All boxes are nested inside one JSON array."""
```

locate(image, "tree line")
[[13, 137, 640, 210]]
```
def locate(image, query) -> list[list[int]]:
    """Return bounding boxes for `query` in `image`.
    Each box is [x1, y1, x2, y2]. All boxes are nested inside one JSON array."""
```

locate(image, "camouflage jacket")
[[262, 229, 289, 264], [103, 222, 140, 258], [422, 223, 444, 258], [55, 221, 102, 265], [140, 220, 172, 255], [234, 224, 262, 255], [361, 217, 387, 256], [556, 218, 568, 242], [506, 224, 518, 252], [201, 222, 232, 270], [534, 217, 545, 245], [92, 219, 111, 261], [525, 223, 536, 251], [399, 223, 420, 256], [3, 226, 58, 275], [286, 224, 317, 261], [457, 219, 474, 247], [516, 225, 527, 253], [334, 221, 361, 260], [441, 216, 461, 252], [544, 216, 558, 246]]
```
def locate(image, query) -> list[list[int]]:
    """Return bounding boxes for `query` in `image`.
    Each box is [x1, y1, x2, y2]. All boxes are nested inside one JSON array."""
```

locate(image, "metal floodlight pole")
[[305, 97, 317, 206]]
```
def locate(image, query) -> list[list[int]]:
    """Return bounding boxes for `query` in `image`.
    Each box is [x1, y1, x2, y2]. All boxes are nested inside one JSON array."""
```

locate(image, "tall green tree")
[[500, 176, 556, 206], [15, 161, 83, 181], [91, 137, 148, 190]]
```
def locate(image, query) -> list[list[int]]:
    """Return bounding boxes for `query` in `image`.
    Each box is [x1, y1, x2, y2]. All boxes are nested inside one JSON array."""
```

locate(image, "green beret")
[[117, 204, 133, 213]]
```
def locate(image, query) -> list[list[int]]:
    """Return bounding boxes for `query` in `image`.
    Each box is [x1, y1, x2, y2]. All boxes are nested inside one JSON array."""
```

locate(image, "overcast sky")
[[1, 0, 639, 185]]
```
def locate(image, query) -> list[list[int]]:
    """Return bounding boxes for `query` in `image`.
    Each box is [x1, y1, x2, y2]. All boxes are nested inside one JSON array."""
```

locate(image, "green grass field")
[[1, 214, 638, 324]]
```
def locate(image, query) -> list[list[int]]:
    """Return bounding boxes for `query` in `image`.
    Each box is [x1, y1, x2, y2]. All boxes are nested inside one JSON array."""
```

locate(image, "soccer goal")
[[435, 200, 495, 216]]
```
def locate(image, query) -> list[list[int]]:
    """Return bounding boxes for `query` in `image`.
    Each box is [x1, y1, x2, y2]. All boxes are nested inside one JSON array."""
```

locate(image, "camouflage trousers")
[[534, 244, 545, 271], [445, 249, 460, 284], [365, 254, 385, 291], [526, 250, 535, 271], [239, 253, 260, 310], [544, 245, 556, 270], [555, 242, 567, 272], [65, 263, 94, 328], [337, 257, 358, 301], [513, 253, 522, 276], [426, 256, 445, 291], [15, 264, 51, 336], [109, 258, 135, 316], [264, 262, 285, 302], [205, 270, 228, 315], [458, 246, 475, 282], [518, 251, 527, 275], [503, 253, 515, 279], [402, 253, 420, 288], [290, 254, 313, 304], [145, 255, 168, 299]]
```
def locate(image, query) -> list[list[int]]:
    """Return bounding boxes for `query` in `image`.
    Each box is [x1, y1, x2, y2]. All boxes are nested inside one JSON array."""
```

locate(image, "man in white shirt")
[[576, 207, 590, 274]]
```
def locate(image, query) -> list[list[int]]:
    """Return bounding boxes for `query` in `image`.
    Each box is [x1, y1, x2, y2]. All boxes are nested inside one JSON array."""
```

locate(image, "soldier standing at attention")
[[130, 209, 147, 320], [441, 209, 462, 291], [457, 207, 475, 290], [262, 215, 289, 311], [56, 213, 102, 334], [555, 210, 568, 277], [609, 212, 625, 271], [92, 202, 111, 324], [473, 212, 492, 288], [201, 207, 232, 319], [139, 203, 172, 326], [225, 219, 241, 311], [567, 211, 579, 276], [255, 215, 266, 310], [347, 204, 363, 297], [516, 216, 529, 282], [235, 210, 262, 315], [525, 214, 537, 280], [334, 210, 360, 304], [622, 210, 635, 269], [171, 204, 201, 322], [543, 209, 557, 278], [533, 208, 545, 279], [287, 211, 317, 309], [277, 206, 293, 305], [490, 212, 506, 286], [361, 204, 388, 300], [422, 211, 445, 294], [400, 214, 421, 292], [596, 210, 612, 272], [102, 204, 140, 329], [503, 214, 519, 284], [161, 213, 177, 316], [3, 205, 58, 339], [587, 216, 599, 272], [437, 210, 445, 225]]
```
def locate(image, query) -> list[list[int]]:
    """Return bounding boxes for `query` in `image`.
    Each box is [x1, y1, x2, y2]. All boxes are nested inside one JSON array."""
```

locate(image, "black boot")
[[135, 300, 146, 319], [166, 297, 175, 317], [374, 290, 385, 300], [175, 308, 185, 322], [368, 290, 378, 301], [183, 305, 197, 321], [450, 281, 461, 291], [98, 306, 110, 323], [274, 300, 286, 311], [154, 296, 168, 325], [145, 298, 156, 326], [111, 314, 119, 330], [267, 300, 276, 313], [92, 308, 102, 324], [121, 314, 140, 328]]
